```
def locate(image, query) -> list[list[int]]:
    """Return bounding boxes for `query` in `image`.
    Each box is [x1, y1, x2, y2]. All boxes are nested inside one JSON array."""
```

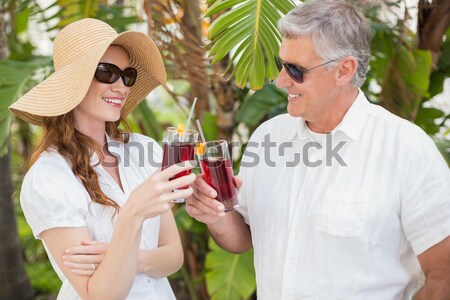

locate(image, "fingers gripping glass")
[[274, 56, 336, 83], [94, 63, 138, 87]]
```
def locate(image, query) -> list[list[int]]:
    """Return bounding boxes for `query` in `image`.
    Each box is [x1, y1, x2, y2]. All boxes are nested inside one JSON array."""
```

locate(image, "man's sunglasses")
[[274, 56, 336, 83], [94, 63, 138, 87]]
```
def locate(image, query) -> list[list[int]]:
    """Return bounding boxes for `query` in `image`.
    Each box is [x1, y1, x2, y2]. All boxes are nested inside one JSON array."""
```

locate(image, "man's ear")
[[335, 56, 358, 86]]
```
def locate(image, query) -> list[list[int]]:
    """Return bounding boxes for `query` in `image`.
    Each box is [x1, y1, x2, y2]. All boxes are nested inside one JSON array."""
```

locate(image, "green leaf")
[[270, 0, 296, 14], [249, 41, 265, 89], [16, 7, 31, 35], [427, 71, 446, 100], [206, 0, 244, 17], [415, 107, 445, 120], [0, 59, 50, 152], [173, 207, 207, 234], [379, 46, 432, 119], [134, 101, 163, 141], [209, 3, 253, 38], [201, 112, 218, 141], [437, 36, 450, 76], [223, 35, 253, 76], [370, 30, 394, 80], [205, 238, 256, 300], [432, 137, 450, 166], [236, 83, 287, 126], [210, 20, 253, 62], [414, 106, 445, 135], [206, 0, 296, 90], [234, 45, 254, 88]]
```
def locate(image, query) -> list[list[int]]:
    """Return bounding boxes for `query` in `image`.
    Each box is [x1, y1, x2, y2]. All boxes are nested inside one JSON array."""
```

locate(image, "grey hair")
[[278, 0, 371, 87]]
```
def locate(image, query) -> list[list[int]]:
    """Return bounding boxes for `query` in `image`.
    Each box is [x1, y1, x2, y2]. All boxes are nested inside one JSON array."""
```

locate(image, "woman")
[[9, 18, 195, 300]]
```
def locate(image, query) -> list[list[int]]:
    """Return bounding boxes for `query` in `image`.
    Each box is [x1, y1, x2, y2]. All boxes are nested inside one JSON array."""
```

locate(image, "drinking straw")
[[184, 97, 198, 132], [195, 119, 207, 156], [178, 97, 197, 142], [196, 119, 207, 144]]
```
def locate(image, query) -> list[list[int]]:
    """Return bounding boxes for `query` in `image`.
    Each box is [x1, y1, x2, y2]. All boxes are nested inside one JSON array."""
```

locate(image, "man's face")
[[276, 36, 340, 124]]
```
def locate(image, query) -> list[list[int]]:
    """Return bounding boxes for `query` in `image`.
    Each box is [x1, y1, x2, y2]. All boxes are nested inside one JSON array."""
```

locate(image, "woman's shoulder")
[[23, 150, 83, 195], [21, 150, 90, 239], [27, 150, 73, 177]]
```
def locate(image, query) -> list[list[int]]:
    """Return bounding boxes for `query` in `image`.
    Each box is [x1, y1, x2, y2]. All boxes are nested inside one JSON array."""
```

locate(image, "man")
[[186, 0, 450, 299]]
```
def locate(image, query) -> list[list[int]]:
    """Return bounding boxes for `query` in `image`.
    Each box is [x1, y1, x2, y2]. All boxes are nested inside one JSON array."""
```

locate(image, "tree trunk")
[[416, 0, 450, 67], [0, 9, 34, 300], [0, 7, 8, 59], [0, 143, 34, 300], [181, 0, 210, 120], [212, 56, 236, 141]]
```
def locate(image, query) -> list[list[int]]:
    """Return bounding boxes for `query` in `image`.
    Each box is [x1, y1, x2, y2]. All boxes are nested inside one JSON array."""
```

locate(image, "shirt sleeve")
[[236, 123, 267, 224], [20, 155, 89, 239], [236, 164, 250, 224], [400, 131, 450, 255]]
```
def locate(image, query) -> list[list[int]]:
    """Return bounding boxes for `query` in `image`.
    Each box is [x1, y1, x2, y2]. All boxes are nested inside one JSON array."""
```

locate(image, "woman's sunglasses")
[[274, 56, 336, 83], [94, 63, 138, 87]]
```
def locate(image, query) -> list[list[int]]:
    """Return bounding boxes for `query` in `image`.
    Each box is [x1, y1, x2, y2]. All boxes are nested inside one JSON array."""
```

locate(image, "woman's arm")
[[41, 210, 142, 300], [63, 210, 183, 278], [41, 163, 195, 300], [137, 209, 183, 278]]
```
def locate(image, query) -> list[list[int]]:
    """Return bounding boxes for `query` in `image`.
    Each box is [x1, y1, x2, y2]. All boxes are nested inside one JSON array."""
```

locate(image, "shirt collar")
[[272, 116, 307, 142], [335, 90, 370, 141], [288, 89, 370, 142], [90, 133, 123, 166]]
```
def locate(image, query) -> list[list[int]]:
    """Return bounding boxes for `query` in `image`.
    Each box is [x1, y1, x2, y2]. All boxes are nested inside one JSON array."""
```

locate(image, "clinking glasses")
[[94, 63, 138, 87], [274, 56, 336, 83]]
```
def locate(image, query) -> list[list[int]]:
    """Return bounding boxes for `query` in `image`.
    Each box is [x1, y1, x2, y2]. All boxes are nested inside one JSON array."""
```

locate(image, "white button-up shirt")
[[20, 133, 176, 300], [237, 91, 450, 300]]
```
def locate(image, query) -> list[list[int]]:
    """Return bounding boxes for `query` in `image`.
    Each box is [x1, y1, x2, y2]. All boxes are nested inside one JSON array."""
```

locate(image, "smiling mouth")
[[288, 93, 302, 99], [102, 97, 123, 107]]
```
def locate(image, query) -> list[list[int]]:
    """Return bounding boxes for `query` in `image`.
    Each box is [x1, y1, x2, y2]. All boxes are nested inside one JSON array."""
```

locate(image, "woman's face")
[[73, 45, 131, 130]]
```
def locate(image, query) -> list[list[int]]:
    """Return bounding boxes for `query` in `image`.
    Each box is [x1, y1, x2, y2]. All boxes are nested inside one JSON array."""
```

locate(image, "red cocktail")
[[197, 140, 238, 212], [162, 142, 195, 184], [162, 127, 198, 203]]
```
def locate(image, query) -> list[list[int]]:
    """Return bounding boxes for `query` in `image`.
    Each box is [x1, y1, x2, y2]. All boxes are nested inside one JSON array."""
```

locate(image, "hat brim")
[[9, 30, 166, 126], [113, 31, 167, 119]]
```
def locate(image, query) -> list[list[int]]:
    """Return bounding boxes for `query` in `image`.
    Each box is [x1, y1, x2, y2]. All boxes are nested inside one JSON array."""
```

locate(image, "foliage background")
[[0, 0, 449, 299]]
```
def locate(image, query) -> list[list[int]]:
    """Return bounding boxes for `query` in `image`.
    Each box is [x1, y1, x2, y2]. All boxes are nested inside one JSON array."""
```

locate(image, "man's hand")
[[185, 175, 252, 253], [185, 174, 243, 225]]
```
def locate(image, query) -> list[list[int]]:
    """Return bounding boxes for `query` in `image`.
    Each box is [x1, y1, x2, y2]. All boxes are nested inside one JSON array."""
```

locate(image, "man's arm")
[[186, 175, 252, 253], [208, 210, 252, 254], [414, 236, 450, 300]]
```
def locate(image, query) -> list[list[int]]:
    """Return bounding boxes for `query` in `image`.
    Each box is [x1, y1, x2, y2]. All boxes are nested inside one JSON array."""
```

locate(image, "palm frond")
[[206, 0, 296, 90]]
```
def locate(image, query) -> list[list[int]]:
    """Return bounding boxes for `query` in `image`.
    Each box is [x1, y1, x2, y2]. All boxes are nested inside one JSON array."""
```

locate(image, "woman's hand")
[[63, 240, 108, 276], [124, 161, 197, 221]]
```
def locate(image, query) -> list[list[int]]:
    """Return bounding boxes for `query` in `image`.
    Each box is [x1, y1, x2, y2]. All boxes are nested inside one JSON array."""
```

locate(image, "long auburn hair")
[[29, 111, 131, 212]]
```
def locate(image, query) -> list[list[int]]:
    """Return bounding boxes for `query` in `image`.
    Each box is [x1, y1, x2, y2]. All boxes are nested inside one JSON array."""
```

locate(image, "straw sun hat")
[[9, 18, 167, 126]]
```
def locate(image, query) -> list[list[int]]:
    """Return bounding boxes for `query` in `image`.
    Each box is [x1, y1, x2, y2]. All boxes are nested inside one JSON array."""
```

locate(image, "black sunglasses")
[[274, 56, 336, 83], [94, 63, 137, 87]]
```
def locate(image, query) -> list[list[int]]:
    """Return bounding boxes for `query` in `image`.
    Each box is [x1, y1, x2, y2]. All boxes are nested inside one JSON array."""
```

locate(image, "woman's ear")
[[335, 56, 358, 86]]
